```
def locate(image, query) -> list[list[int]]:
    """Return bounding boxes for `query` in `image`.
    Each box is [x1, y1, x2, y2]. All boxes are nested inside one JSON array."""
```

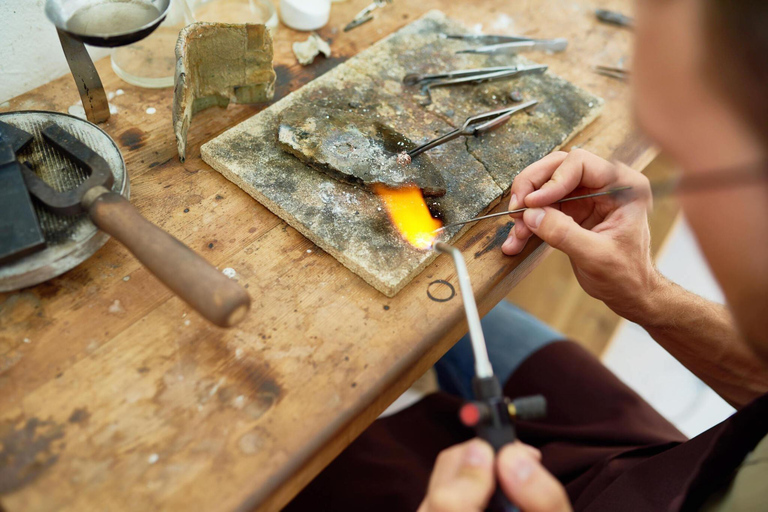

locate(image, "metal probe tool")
[[434, 160, 768, 234], [435, 186, 633, 232], [434, 242, 547, 512]]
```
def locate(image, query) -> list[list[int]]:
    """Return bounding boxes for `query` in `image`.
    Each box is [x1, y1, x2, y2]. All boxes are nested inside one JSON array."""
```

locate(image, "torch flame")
[[373, 184, 443, 250]]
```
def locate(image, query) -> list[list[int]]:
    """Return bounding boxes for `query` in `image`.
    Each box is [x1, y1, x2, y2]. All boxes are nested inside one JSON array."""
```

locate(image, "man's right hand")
[[502, 149, 661, 321]]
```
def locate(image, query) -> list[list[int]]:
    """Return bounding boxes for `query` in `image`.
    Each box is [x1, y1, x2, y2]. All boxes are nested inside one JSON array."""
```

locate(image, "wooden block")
[[173, 23, 276, 162], [202, 11, 602, 297]]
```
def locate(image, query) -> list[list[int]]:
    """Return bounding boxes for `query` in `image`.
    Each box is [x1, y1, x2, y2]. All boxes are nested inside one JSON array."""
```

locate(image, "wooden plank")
[[0, 1, 652, 511]]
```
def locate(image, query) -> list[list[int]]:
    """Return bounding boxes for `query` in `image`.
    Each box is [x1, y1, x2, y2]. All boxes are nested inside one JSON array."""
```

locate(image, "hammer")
[[20, 123, 250, 328]]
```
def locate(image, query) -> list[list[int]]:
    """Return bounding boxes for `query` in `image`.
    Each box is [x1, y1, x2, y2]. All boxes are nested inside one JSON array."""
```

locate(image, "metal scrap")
[[277, 106, 447, 196], [173, 22, 276, 162]]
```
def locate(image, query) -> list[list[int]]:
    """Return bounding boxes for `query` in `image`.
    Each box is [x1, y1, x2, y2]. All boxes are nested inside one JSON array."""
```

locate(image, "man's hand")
[[501, 149, 660, 321], [418, 439, 571, 512]]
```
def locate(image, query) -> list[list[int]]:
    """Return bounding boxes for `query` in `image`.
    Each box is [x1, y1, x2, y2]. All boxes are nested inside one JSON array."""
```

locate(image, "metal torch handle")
[[433, 243, 494, 379]]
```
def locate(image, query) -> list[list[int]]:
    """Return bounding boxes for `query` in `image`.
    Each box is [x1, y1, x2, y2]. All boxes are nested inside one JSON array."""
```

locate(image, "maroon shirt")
[[286, 341, 768, 511]]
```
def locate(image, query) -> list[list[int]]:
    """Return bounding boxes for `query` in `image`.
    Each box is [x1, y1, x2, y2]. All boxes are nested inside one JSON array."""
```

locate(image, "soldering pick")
[[434, 186, 633, 232]]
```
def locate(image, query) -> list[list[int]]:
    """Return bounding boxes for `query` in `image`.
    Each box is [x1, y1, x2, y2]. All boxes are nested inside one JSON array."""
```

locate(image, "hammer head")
[[20, 124, 114, 216]]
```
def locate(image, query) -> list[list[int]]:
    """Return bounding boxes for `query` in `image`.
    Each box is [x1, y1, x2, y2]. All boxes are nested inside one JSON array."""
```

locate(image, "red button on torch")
[[459, 402, 485, 427]]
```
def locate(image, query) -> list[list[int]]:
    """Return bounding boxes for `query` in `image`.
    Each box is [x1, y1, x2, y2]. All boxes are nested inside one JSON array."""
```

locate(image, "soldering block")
[[202, 11, 603, 297]]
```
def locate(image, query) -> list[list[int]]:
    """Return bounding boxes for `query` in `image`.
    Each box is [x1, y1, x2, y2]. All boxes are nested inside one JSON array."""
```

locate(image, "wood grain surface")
[[0, 1, 650, 510]]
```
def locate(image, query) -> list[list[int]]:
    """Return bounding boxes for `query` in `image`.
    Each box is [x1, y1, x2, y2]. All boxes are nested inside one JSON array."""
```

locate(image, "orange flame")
[[373, 184, 443, 250]]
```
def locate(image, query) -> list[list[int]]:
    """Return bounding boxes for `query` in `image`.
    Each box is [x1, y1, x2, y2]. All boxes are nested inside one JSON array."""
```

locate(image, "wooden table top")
[[0, 1, 652, 510]]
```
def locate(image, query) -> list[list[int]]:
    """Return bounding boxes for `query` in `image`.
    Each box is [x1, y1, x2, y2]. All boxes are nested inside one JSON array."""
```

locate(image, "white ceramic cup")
[[279, 0, 331, 31]]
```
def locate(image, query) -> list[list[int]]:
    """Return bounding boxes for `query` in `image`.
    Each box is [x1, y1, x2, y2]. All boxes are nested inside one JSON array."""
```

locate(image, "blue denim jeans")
[[434, 301, 561, 400]]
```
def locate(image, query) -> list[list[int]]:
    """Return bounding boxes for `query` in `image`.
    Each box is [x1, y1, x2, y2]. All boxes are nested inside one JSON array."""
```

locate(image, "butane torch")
[[434, 242, 547, 512]]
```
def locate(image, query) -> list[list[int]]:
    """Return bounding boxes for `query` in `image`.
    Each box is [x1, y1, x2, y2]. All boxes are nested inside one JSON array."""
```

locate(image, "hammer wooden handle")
[[87, 190, 250, 327]]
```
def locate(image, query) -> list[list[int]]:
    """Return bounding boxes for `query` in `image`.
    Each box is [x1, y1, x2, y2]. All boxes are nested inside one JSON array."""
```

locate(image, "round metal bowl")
[[0, 111, 129, 292], [44, 0, 171, 48]]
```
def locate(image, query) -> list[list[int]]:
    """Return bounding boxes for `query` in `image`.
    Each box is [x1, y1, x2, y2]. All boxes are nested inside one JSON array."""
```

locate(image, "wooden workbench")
[[0, 1, 652, 510]]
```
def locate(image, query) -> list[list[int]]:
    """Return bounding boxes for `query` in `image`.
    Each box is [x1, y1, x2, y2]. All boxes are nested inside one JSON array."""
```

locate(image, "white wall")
[[0, 0, 110, 103]]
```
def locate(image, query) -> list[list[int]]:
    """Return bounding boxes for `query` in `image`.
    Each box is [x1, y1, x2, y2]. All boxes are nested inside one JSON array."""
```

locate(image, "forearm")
[[622, 275, 768, 409]]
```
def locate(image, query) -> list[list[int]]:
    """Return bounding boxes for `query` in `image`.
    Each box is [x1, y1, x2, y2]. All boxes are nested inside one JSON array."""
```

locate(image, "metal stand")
[[56, 28, 110, 124]]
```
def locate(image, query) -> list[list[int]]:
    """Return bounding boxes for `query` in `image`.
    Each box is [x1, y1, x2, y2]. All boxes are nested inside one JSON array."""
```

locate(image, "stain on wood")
[[118, 128, 146, 151], [0, 418, 64, 494], [202, 11, 602, 297], [67, 408, 90, 424], [474, 222, 514, 259]]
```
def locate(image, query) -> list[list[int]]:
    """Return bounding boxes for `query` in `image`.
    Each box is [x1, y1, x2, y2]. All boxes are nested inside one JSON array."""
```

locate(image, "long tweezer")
[[422, 65, 547, 90], [442, 34, 568, 55], [408, 100, 539, 158], [403, 65, 520, 86]]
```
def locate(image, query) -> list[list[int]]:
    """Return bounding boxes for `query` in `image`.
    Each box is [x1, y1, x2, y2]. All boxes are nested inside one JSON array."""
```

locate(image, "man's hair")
[[704, 1, 768, 147]]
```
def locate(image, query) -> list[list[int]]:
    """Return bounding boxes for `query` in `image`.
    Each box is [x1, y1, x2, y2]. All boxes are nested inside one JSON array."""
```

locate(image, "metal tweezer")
[[408, 100, 538, 158], [344, 0, 392, 32], [442, 34, 568, 55], [404, 65, 519, 86], [594, 65, 630, 81], [405, 64, 548, 90]]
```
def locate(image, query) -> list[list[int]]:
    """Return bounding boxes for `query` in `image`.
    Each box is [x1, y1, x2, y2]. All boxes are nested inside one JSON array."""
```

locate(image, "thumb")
[[422, 440, 496, 512], [523, 207, 604, 262], [497, 444, 572, 512]]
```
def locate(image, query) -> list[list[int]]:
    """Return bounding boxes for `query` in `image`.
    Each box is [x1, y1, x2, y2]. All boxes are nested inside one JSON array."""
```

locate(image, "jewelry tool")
[[44, 0, 171, 123], [434, 242, 547, 512], [412, 64, 547, 90], [407, 65, 546, 106], [593, 65, 630, 82], [403, 65, 521, 87], [436, 160, 768, 234], [408, 100, 539, 158], [0, 122, 46, 264], [18, 123, 250, 327], [435, 186, 633, 232], [595, 8, 634, 28], [344, 0, 392, 32], [442, 34, 567, 55]]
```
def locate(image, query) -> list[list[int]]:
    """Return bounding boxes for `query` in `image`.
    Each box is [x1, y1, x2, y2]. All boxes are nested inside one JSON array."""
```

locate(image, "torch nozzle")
[[434, 243, 494, 379]]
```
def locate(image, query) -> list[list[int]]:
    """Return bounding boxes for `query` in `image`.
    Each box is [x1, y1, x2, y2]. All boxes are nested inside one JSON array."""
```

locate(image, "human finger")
[[420, 439, 496, 512], [497, 444, 572, 512], [522, 206, 607, 263], [502, 222, 533, 255], [509, 152, 569, 213], [525, 149, 618, 207]]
